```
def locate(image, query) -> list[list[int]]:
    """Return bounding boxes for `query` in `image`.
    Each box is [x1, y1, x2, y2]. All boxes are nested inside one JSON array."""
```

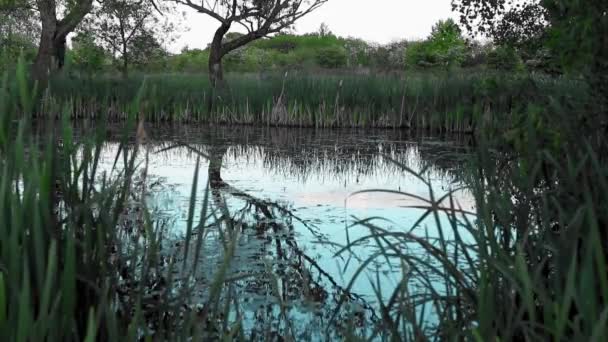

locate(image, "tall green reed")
[[36, 71, 586, 131], [3, 57, 606, 340], [0, 61, 255, 340], [336, 101, 608, 340]]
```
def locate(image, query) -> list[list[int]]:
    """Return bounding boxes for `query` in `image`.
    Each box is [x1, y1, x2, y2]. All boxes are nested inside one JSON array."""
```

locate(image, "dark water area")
[[41, 123, 477, 338]]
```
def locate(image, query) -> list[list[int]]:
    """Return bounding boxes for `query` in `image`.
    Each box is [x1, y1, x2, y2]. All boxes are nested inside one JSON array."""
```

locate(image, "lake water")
[[73, 124, 476, 338]]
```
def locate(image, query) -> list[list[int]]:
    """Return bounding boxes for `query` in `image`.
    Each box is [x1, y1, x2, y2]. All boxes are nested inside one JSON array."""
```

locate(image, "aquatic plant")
[[2, 58, 607, 341], [0, 62, 244, 340], [337, 100, 608, 339], [0, 63, 383, 340], [32, 70, 585, 132]]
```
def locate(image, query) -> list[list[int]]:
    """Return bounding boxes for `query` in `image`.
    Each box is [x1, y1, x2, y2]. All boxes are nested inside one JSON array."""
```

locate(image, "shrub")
[[315, 46, 347, 68], [405, 19, 468, 69], [487, 45, 524, 71], [404, 40, 435, 68], [462, 41, 490, 68], [167, 48, 209, 72], [68, 32, 108, 75], [368, 41, 407, 70], [0, 34, 37, 70], [427, 19, 468, 67]]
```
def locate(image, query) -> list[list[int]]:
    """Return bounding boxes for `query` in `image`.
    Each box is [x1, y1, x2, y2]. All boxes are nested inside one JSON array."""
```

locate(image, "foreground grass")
[[1, 64, 607, 340], [36, 71, 586, 131], [0, 68, 254, 339], [340, 100, 608, 339]]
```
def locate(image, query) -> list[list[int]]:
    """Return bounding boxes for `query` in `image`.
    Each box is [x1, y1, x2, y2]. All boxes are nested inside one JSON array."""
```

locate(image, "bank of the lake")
[[27, 71, 585, 132], [2, 65, 607, 340]]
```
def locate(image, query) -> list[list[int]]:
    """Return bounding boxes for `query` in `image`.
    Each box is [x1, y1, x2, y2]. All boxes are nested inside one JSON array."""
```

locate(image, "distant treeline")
[[1, 19, 557, 76]]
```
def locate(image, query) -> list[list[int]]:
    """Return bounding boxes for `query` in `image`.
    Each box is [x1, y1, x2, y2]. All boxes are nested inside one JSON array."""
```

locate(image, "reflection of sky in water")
[[91, 127, 476, 336]]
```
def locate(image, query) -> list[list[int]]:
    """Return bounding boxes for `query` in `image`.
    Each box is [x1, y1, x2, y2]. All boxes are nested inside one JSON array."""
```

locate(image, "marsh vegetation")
[[1, 0, 607, 340]]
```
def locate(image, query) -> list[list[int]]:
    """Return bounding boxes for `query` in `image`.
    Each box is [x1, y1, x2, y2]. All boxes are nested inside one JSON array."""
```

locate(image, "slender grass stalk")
[[6, 71, 582, 131]]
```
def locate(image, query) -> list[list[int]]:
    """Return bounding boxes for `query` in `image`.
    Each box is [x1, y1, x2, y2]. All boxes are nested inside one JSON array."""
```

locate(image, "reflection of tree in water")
[[57, 123, 472, 337], [188, 144, 380, 339], [40, 124, 472, 182], [149, 125, 471, 182]]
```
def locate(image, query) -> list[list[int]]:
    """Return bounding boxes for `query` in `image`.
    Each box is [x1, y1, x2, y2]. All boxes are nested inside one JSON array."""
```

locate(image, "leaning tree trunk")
[[208, 23, 231, 87]]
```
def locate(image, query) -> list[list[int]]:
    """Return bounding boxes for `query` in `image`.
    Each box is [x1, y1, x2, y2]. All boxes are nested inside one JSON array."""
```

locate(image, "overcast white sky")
[[171, 0, 457, 52]]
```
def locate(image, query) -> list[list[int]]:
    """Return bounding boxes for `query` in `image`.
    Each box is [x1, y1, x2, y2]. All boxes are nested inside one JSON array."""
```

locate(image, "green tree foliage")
[[0, 34, 37, 69], [82, 0, 175, 76], [315, 46, 347, 68], [429, 19, 468, 66], [185, 32, 351, 73], [486, 45, 523, 71], [175, 0, 329, 86], [68, 32, 107, 75], [404, 40, 434, 68], [0, 7, 38, 68], [453, 0, 607, 103], [461, 40, 491, 67], [543, 0, 607, 91], [166, 30, 492, 73], [168, 48, 210, 72], [0, 7, 39, 44], [343, 38, 372, 67], [452, 0, 547, 54], [128, 31, 170, 72], [405, 19, 468, 69], [75, 10, 586, 76], [370, 41, 408, 70]]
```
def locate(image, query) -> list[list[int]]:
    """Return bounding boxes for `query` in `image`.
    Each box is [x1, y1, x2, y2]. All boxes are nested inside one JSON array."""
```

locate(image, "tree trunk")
[[208, 145, 227, 186], [122, 44, 129, 78], [33, 0, 93, 82], [34, 0, 58, 83], [53, 35, 67, 69], [122, 58, 129, 78], [208, 50, 224, 87], [34, 30, 68, 82], [208, 23, 231, 87]]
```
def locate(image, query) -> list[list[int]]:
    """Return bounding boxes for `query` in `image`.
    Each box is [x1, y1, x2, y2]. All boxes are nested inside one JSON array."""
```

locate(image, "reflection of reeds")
[[60, 124, 467, 183]]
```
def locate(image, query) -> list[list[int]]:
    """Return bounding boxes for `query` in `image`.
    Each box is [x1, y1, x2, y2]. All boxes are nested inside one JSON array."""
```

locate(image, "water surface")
[[77, 124, 475, 338]]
